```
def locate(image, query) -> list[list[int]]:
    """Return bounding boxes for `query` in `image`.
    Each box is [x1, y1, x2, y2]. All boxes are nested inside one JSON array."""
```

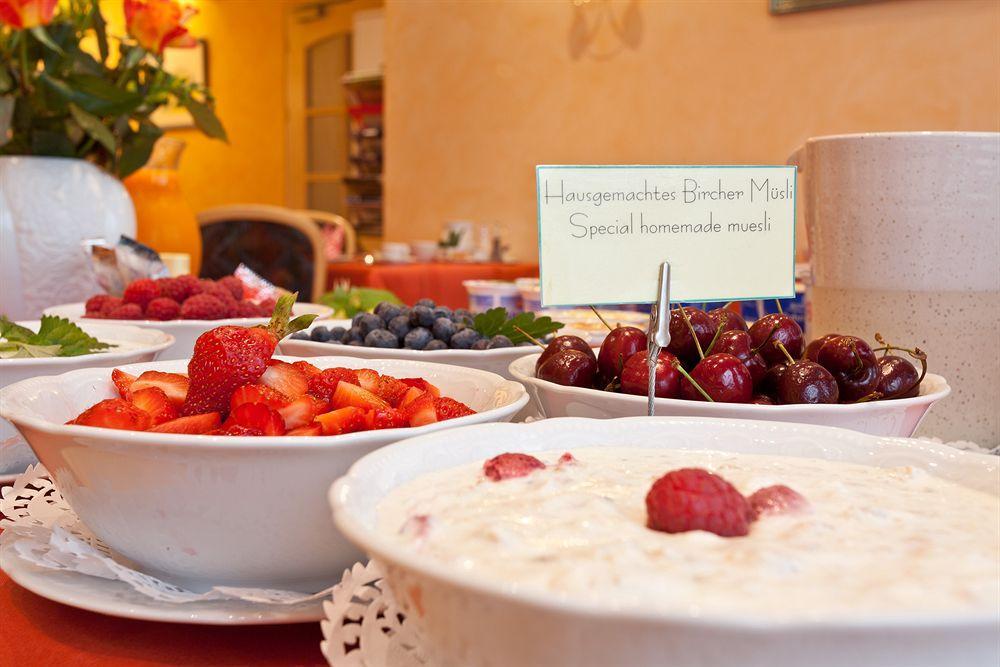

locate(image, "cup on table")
[[463, 280, 522, 313], [410, 240, 438, 262], [380, 242, 411, 263]]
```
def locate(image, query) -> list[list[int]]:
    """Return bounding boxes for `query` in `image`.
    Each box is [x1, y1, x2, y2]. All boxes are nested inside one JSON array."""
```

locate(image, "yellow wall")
[[383, 0, 1000, 262]]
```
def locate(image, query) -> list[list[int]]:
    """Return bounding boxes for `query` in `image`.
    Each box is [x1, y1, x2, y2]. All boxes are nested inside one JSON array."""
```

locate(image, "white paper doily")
[[0, 464, 331, 605]]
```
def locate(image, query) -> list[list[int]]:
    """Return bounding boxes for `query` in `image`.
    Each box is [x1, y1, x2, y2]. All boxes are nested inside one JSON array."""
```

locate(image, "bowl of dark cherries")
[[507, 305, 950, 438]]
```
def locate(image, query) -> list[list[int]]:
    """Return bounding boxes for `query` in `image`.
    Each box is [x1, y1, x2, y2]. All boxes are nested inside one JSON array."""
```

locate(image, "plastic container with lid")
[[463, 280, 522, 314]]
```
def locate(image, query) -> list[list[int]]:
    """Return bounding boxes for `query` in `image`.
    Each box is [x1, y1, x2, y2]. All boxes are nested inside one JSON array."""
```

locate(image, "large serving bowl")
[[509, 353, 950, 438], [0, 356, 528, 592], [331, 417, 999, 667], [44, 302, 333, 361], [0, 321, 174, 477]]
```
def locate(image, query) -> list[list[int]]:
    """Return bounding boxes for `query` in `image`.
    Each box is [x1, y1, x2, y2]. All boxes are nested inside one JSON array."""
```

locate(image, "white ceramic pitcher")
[[789, 132, 999, 446]]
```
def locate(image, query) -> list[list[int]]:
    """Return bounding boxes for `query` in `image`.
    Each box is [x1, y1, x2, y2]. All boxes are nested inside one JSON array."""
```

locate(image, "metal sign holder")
[[646, 262, 672, 417]]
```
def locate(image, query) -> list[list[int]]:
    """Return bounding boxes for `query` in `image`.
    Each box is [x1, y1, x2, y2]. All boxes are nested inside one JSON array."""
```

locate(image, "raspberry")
[[179, 294, 228, 320], [174, 274, 201, 300], [645, 468, 752, 537], [107, 303, 144, 320], [122, 278, 160, 308], [199, 280, 236, 303], [85, 294, 114, 315], [234, 300, 262, 318], [748, 485, 809, 518], [218, 275, 245, 300], [257, 298, 277, 316], [483, 453, 545, 481], [145, 297, 181, 321], [156, 277, 189, 303], [99, 296, 123, 317]]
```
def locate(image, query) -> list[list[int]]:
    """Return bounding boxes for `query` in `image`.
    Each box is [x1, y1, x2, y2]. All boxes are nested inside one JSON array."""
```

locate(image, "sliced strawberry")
[[292, 360, 322, 378], [331, 381, 389, 411], [308, 367, 359, 400], [354, 368, 380, 393], [150, 412, 222, 434], [277, 395, 326, 429], [316, 406, 369, 435], [131, 386, 180, 425], [433, 396, 475, 421], [224, 402, 286, 436], [398, 386, 426, 408], [73, 398, 152, 431], [261, 360, 308, 398], [400, 378, 441, 398], [286, 423, 323, 436], [230, 384, 290, 411], [369, 406, 408, 430], [212, 423, 264, 436], [373, 375, 410, 407], [402, 394, 438, 427], [131, 371, 189, 406], [111, 369, 137, 399]]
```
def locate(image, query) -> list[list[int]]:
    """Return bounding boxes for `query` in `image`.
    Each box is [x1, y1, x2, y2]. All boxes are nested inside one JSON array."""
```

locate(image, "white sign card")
[[536, 166, 796, 306]]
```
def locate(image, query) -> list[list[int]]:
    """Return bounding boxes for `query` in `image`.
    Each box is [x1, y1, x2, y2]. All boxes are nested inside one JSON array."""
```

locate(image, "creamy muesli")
[[377, 447, 1000, 618]]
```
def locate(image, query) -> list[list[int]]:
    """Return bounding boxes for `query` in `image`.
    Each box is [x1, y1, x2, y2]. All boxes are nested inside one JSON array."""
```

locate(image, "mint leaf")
[[318, 287, 401, 318], [0, 315, 113, 357], [472, 307, 507, 338], [472, 308, 564, 344]]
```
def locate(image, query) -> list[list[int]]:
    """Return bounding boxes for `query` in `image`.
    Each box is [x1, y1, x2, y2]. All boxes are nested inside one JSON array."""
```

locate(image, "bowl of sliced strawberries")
[[0, 295, 528, 593]]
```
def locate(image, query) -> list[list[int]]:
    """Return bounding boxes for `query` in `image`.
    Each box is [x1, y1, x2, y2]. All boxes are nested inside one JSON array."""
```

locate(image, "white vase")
[[0, 156, 136, 319]]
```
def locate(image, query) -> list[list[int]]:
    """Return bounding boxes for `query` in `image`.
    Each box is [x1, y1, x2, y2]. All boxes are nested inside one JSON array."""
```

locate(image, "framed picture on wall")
[[770, 0, 879, 14], [151, 40, 210, 129]]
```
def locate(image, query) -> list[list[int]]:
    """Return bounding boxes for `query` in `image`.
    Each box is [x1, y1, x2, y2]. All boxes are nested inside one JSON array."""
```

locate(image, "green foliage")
[[318, 287, 402, 318], [0, 315, 113, 358], [472, 307, 564, 345], [0, 1, 225, 178]]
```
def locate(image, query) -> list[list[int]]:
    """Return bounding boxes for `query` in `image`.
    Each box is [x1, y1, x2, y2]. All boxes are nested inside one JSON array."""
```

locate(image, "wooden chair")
[[298, 209, 358, 259], [197, 204, 326, 302]]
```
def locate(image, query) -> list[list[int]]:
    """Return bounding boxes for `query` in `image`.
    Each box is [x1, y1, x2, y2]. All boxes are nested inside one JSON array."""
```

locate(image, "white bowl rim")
[[330, 416, 999, 631], [43, 301, 334, 327], [1, 321, 175, 368], [508, 353, 951, 415], [281, 337, 542, 360], [0, 355, 529, 449]]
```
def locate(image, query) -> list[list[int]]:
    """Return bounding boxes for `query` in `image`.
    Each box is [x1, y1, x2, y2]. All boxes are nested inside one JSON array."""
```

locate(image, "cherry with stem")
[[873, 332, 928, 396], [670, 358, 714, 402], [678, 305, 705, 360]]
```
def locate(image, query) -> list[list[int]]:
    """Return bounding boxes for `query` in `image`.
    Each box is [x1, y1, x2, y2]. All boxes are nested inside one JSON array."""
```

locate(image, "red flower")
[[124, 0, 197, 54], [0, 0, 57, 28]]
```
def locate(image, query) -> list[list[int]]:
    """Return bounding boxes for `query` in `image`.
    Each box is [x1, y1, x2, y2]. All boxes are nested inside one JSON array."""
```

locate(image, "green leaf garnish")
[[0, 315, 113, 359], [472, 307, 563, 345], [318, 287, 402, 318]]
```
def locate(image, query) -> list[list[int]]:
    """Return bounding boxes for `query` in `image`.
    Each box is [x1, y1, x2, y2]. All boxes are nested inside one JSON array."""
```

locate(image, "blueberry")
[[365, 328, 400, 348], [424, 339, 448, 350], [449, 328, 481, 349], [432, 306, 452, 320], [454, 308, 472, 320], [415, 298, 436, 309], [346, 326, 363, 342], [358, 312, 384, 337], [431, 317, 456, 342], [310, 326, 331, 342], [487, 334, 513, 349], [291, 332, 310, 340], [410, 305, 435, 327], [403, 327, 433, 350], [387, 315, 410, 340], [329, 326, 347, 342], [398, 306, 412, 321], [470, 338, 491, 350], [351, 312, 366, 328], [374, 301, 402, 323]]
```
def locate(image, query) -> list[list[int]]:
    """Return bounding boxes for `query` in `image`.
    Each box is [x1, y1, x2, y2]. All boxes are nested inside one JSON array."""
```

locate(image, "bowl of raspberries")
[[45, 275, 333, 360]]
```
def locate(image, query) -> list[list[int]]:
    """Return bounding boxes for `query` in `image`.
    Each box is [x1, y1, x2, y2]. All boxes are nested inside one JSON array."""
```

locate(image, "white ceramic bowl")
[[509, 353, 950, 438], [0, 356, 528, 592], [43, 302, 334, 361], [331, 417, 999, 667], [0, 321, 174, 477]]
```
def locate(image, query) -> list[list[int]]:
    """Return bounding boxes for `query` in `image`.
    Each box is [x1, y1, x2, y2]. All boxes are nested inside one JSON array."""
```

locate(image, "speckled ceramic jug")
[[790, 132, 1000, 446]]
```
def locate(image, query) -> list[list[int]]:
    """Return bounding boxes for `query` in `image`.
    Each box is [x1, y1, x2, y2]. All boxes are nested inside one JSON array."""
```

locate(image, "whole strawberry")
[[181, 293, 315, 416], [645, 468, 752, 537]]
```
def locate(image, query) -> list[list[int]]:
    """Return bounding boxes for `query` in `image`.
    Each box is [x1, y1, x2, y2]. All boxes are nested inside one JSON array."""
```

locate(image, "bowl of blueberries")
[[279, 299, 544, 380]]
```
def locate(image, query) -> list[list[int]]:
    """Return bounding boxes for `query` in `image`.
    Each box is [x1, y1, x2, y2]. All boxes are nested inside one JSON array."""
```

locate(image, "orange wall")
[[383, 0, 1000, 262]]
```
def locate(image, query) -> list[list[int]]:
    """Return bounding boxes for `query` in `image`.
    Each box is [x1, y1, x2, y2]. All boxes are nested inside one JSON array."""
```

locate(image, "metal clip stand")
[[646, 262, 672, 417]]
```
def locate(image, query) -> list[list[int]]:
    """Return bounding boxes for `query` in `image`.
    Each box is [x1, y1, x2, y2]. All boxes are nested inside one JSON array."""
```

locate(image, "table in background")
[[0, 572, 325, 666], [326, 261, 538, 309]]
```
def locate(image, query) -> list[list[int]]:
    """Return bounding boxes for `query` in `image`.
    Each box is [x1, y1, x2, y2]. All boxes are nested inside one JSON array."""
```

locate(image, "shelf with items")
[[342, 72, 383, 248]]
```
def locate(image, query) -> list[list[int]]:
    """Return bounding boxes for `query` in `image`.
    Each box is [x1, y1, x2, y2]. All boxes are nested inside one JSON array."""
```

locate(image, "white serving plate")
[[508, 353, 950, 438], [331, 417, 1000, 667], [0, 321, 174, 476], [44, 302, 333, 361], [0, 356, 528, 593]]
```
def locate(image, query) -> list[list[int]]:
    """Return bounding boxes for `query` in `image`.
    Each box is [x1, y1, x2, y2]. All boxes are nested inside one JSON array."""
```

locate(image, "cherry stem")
[[775, 341, 796, 365], [853, 391, 883, 403], [752, 323, 780, 355], [513, 325, 545, 349], [704, 322, 725, 356], [678, 305, 705, 359], [589, 306, 614, 332], [671, 359, 714, 402], [849, 341, 864, 374], [873, 333, 928, 397], [774, 299, 783, 315]]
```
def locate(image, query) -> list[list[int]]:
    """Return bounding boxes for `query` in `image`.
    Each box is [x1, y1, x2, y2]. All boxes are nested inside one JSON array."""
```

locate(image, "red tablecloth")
[[326, 261, 538, 309], [0, 572, 325, 666]]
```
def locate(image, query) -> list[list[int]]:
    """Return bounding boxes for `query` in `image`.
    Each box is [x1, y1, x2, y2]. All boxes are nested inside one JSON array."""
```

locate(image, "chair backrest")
[[299, 209, 357, 259], [197, 204, 326, 302]]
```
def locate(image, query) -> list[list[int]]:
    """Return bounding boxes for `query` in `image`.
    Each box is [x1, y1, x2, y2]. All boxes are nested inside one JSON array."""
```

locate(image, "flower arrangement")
[[0, 0, 225, 178]]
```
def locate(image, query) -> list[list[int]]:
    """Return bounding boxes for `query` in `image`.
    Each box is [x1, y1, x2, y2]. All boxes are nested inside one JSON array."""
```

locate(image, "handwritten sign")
[[536, 166, 796, 306]]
